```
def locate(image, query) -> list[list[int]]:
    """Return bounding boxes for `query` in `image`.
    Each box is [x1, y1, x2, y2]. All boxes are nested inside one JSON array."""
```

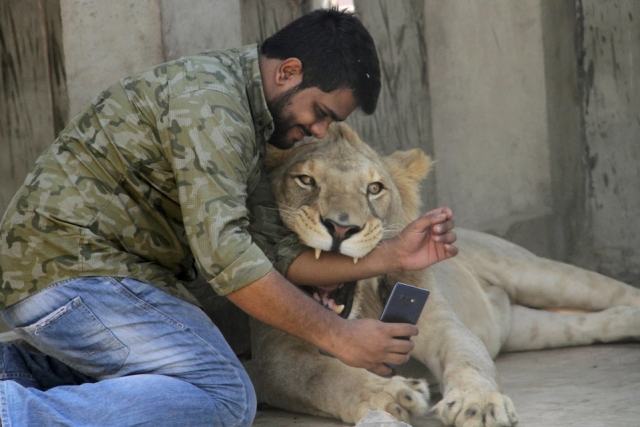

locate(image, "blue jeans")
[[0, 276, 256, 427]]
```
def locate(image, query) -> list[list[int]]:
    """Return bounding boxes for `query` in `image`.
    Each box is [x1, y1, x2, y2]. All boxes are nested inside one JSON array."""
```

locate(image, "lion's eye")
[[296, 175, 316, 186], [367, 182, 384, 195]]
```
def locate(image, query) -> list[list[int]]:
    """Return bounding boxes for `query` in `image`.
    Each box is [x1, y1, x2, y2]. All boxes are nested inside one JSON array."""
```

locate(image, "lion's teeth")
[[353, 257, 359, 264], [315, 248, 322, 259], [333, 304, 345, 314]]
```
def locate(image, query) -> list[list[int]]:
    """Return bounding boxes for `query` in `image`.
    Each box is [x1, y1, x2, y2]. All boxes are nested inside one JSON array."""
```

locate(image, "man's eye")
[[367, 182, 384, 195], [297, 175, 316, 186], [315, 107, 327, 121]]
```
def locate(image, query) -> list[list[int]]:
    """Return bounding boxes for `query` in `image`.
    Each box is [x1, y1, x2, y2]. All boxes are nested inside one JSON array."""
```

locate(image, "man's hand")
[[389, 207, 458, 272], [228, 269, 418, 377], [331, 318, 418, 376]]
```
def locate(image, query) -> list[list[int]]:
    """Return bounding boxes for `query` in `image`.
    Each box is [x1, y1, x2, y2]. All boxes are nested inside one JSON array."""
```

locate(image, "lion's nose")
[[322, 218, 361, 239]]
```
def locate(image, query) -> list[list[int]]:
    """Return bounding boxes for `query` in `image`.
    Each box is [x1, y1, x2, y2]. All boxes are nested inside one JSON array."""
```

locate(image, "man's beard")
[[266, 85, 310, 149]]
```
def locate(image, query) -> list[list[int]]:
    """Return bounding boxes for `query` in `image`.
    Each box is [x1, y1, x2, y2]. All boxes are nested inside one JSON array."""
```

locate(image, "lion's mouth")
[[301, 282, 357, 319], [315, 247, 361, 264]]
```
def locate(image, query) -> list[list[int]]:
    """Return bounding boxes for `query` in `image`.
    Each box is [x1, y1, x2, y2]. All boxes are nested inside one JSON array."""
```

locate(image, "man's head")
[[260, 8, 380, 149]]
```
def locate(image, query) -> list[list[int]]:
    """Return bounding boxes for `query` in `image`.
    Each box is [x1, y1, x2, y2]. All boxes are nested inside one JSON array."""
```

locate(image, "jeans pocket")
[[15, 296, 130, 378]]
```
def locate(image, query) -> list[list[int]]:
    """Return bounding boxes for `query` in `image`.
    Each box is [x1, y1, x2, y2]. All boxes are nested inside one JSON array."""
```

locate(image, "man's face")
[[267, 85, 357, 149]]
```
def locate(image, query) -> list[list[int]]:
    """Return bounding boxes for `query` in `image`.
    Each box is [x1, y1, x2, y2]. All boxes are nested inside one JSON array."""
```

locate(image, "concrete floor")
[[253, 343, 640, 427]]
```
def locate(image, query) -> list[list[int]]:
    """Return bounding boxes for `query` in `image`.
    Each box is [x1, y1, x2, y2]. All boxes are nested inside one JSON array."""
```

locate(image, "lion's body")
[[245, 123, 640, 426]]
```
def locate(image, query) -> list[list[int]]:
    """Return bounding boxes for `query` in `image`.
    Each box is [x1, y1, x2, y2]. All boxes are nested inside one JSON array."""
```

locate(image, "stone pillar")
[[578, 0, 640, 284], [540, 0, 584, 263]]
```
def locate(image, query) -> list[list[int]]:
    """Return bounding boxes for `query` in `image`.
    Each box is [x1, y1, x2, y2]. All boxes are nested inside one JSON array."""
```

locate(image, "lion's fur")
[[247, 123, 640, 426]]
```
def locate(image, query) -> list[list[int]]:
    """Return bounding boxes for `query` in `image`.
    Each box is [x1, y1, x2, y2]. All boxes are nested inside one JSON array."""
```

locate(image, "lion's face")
[[267, 123, 432, 263]]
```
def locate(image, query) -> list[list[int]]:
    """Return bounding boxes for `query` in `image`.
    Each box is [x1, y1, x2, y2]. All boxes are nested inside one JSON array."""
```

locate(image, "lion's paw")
[[433, 389, 518, 427], [354, 376, 430, 423]]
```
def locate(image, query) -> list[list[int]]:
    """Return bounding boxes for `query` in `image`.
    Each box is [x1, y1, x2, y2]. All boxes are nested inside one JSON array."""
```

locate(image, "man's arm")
[[226, 268, 418, 376], [287, 207, 457, 286]]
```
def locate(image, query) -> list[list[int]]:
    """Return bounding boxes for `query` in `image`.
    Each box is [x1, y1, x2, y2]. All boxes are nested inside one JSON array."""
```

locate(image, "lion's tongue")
[[312, 291, 335, 309], [313, 285, 339, 310], [312, 285, 345, 314]]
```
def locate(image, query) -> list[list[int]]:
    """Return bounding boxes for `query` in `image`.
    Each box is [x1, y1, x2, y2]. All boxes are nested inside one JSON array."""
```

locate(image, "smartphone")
[[380, 282, 430, 326], [379, 282, 430, 368]]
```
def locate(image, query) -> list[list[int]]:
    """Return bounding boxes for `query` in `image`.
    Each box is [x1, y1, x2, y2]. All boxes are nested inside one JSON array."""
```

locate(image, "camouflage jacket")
[[0, 45, 306, 309]]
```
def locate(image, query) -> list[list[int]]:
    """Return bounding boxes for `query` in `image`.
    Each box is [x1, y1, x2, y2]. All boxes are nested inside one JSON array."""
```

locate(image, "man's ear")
[[276, 58, 303, 87]]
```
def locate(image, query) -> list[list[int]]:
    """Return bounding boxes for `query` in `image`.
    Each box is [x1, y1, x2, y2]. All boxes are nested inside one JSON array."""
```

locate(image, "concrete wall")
[[60, 0, 164, 116], [423, 0, 556, 256], [60, 0, 243, 117], [578, 0, 640, 284], [159, 0, 242, 61]]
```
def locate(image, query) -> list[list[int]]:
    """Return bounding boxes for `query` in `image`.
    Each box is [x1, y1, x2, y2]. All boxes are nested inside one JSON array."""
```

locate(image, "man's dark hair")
[[261, 8, 381, 115]]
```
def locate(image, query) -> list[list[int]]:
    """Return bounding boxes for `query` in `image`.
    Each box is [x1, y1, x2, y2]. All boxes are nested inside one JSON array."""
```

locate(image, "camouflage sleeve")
[[163, 90, 273, 296], [246, 171, 308, 276]]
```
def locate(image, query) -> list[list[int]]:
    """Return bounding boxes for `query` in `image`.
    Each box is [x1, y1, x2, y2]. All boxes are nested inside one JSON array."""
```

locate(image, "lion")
[[245, 123, 640, 427]]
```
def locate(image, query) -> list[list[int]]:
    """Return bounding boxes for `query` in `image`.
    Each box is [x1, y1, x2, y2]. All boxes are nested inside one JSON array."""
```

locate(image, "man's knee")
[[219, 369, 257, 427]]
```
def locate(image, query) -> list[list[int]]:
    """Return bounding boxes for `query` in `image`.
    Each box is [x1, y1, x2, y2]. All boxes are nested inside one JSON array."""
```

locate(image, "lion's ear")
[[383, 149, 432, 221], [328, 122, 358, 143], [385, 149, 432, 182]]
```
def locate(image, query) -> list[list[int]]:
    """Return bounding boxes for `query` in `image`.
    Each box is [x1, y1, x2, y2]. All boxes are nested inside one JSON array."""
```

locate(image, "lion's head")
[[266, 122, 432, 318], [266, 122, 432, 263]]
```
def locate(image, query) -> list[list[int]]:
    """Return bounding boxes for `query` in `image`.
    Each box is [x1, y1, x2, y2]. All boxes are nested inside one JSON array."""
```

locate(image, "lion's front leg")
[[418, 328, 519, 427], [427, 352, 518, 427], [407, 288, 518, 427], [247, 319, 430, 424]]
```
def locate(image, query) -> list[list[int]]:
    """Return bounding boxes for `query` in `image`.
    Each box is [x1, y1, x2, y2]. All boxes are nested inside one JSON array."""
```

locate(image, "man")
[[0, 8, 456, 427]]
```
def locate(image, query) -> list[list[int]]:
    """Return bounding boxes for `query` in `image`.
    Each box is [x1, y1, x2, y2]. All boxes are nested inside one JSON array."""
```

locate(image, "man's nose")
[[311, 122, 329, 139]]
